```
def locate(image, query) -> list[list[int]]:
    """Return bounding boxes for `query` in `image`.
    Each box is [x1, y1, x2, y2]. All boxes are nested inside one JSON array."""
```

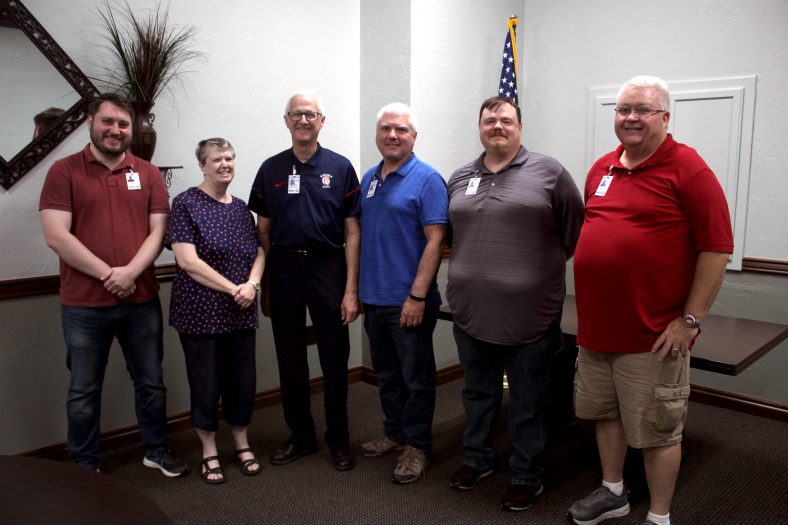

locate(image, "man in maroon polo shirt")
[[40, 93, 185, 476]]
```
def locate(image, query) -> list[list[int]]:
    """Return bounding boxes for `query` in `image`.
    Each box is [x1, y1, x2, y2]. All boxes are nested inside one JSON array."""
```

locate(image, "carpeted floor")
[[101, 380, 787, 524]]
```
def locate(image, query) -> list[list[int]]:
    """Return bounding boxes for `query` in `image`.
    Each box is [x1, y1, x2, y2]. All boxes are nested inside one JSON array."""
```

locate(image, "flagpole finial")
[[509, 14, 518, 21]]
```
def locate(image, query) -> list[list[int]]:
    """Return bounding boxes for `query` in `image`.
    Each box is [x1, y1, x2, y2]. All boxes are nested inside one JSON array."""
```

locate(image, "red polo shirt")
[[574, 135, 733, 353], [39, 145, 170, 306]]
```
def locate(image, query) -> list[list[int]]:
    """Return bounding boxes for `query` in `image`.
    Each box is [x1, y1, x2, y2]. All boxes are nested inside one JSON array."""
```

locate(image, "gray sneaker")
[[567, 485, 630, 525], [392, 446, 429, 484], [143, 448, 188, 478], [361, 435, 404, 458]]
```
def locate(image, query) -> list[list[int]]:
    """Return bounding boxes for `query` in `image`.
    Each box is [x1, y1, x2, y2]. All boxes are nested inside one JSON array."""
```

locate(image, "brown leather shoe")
[[269, 442, 318, 465], [330, 447, 355, 471]]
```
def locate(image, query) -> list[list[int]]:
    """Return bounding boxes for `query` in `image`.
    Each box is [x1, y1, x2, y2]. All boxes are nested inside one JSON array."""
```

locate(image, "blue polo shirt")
[[248, 144, 360, 248], [359, 153, 448, 307]]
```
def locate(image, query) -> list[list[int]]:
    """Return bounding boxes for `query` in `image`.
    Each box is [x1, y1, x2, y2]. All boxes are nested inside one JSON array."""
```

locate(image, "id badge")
[[594, 175, 613, 197], [366, 179, 378, 198], [465, 177, 481, 195], [126, 171, 141, 190], [288, 174, 300, 194]]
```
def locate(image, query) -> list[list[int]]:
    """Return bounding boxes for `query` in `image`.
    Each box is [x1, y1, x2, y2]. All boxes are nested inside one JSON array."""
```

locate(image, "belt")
[[273, 244, 341, 256]]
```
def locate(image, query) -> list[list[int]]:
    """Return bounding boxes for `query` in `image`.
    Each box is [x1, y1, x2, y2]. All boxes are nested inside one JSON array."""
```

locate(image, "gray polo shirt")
[[446, 146, 584, 345]]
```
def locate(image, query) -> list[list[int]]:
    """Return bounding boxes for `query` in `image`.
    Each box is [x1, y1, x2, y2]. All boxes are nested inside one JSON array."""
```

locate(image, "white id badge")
[[594, 175, 613, 196], [366, 179, 378, 198], [126, 172, 141, 190], [465, 177, 481, 195], [288, 174, 301, 194]]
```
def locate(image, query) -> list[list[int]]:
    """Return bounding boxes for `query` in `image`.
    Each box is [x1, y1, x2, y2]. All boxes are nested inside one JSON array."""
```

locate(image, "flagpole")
[[508, 15, 519, 95]]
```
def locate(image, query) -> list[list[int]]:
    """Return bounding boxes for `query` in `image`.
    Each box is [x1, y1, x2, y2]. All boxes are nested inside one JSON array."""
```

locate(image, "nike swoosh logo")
[[274, 181, 286, 188]]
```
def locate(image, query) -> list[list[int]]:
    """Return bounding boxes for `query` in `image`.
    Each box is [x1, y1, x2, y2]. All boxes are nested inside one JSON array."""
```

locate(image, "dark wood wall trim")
[[689, 384, 787, 422], [3, 258, 785, 301], [22, 363, 785, 460], [0, 264, 178, 301], [741, 257, 788, 276]]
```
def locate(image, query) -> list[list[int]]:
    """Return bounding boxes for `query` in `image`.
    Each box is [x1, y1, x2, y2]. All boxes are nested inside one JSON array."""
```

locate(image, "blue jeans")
[[363, 304, 437, 452], [454, 320, 561, 485], [61, 297, 168, 468]]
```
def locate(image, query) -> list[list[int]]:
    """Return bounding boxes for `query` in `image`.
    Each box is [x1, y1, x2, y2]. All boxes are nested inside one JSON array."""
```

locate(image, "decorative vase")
[[130, 101, 157, 161]]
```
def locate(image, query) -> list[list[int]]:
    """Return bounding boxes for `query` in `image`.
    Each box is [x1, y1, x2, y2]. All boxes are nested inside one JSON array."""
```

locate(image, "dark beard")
[[89, 125, 130, 156]]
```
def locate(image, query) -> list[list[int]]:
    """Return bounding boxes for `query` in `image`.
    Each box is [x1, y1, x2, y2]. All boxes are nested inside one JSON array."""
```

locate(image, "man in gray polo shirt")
[[446, 96, 584, 511]]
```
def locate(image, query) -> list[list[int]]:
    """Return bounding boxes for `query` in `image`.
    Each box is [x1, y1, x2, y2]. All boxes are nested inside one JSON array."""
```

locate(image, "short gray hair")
[[618, 75, 670, 110], [285, 89, 324, 115], [376, 102, 418, 133], [195, 137, 235, 164]]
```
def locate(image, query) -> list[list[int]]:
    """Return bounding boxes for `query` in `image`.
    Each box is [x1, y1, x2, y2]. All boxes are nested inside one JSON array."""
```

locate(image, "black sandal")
[[200, 455, 226, 484], [235, 447, 262, 476]]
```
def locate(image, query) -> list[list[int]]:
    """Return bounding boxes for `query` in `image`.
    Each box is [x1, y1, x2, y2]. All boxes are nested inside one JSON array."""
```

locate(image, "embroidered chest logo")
[[320, 173, 333, 189]]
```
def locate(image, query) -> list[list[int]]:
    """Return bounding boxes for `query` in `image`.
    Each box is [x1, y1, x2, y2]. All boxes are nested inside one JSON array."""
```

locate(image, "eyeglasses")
[[614, 107, 667, 117], [286, 111, 322, 122]]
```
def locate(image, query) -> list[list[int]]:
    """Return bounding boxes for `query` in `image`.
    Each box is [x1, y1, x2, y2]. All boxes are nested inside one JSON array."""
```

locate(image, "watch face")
[[683, 314, 699, 328]]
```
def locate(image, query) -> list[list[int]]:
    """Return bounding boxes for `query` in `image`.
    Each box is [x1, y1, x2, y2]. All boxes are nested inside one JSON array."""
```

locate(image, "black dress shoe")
[[449, 464, 493, 490], [269, 442, 318, 465], [500, 483, 544, 511], [330, 447, 355, 471]]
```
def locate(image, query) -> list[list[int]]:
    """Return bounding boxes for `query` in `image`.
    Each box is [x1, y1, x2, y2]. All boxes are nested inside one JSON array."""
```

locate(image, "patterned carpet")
[[102, 380, 788, 524]]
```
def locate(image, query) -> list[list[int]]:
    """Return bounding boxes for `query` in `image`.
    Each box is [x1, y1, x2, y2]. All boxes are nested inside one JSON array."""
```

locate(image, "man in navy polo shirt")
[[358, 103, 448, 484], [248, 90, 360, 471]]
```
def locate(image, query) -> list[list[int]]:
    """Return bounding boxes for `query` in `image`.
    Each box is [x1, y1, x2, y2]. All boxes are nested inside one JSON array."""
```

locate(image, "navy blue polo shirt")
[[248, 144, 361, 248]]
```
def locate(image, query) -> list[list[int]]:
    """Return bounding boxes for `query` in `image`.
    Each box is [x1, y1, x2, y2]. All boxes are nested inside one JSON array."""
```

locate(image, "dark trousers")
[[453, 320, 561, 485], [178, 330, 257, 432], [61, 298, 168, 469], [363, 304, 437, 452], [269, 246, 350, 450]]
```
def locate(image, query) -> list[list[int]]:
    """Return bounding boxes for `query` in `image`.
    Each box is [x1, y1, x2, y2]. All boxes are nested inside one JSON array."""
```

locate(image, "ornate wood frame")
[[0, 0, 99, 190]]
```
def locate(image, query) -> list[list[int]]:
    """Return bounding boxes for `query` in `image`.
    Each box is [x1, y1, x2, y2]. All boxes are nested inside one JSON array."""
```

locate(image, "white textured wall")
[[411, 0, 524, 180], [0, 0, 361, 280]]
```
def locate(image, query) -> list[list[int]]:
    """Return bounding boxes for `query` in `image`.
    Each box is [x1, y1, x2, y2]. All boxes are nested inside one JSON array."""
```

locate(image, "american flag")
[[498, 16, 519, 104]]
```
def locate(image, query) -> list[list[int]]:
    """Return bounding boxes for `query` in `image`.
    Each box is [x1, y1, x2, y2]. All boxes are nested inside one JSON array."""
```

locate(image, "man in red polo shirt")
[[570, 76, 733, 525], [40, 93, 185, 476]]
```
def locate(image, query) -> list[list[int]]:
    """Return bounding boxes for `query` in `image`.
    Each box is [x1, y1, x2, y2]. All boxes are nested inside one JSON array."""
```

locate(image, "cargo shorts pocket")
[[651, 384, 690, 433]]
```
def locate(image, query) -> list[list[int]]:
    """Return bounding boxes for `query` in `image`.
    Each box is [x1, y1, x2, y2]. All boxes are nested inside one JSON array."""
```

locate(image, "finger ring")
[[671, 346, 680, 351]]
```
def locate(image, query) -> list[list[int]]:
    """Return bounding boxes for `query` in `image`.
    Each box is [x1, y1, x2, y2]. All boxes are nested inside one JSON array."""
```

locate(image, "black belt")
[[273, 244, 342, 256]]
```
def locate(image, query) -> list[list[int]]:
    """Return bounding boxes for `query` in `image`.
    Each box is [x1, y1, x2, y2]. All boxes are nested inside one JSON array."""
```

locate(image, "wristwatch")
[[681, 314, 701, 329], [247, 280, 261, 292]]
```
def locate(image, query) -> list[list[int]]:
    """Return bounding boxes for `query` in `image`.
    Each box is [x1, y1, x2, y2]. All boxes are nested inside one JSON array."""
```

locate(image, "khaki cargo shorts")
[[574, 347, 690, 449]]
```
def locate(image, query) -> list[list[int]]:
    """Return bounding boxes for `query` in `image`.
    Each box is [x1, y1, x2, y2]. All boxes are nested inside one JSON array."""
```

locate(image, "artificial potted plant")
[[97, 0, 203, 160]]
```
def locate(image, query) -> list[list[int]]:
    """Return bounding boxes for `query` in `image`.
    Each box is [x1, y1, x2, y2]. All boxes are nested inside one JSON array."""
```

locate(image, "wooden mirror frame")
[[0, 0, 99, 190]]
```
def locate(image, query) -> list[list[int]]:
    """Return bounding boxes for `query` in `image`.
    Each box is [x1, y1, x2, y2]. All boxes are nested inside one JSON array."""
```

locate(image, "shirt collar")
[[375, 152, 418, 179], [290, 142, 323, 166], [613, 134, 677, 171], [82, 143, 137, 173], [474, 145, 528, 174]]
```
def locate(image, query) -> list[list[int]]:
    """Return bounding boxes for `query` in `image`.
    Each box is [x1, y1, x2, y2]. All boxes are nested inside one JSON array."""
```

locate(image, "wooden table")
[[560, 296, 788, 375], [440, 295, 788, 375], [0, 455, 172, 525]]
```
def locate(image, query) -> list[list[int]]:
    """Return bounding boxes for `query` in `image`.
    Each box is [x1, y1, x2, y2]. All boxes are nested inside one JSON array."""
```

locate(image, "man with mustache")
[[447, 96, 584, 511], [358, 103, 448, 483], [39, 92, 186, 476], [248, 90, 361, 471]]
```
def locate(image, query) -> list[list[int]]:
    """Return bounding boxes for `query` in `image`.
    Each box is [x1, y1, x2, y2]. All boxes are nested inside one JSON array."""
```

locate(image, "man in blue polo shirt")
[[358, 103, 448, 484], [248, 90, 361, 472]]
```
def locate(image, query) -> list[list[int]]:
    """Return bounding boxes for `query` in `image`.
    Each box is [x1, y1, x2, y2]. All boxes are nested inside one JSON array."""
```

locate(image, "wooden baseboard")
[[23, 366, 366, 461], [20, 363, 786, 459], [689, 384, 788, 422]]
